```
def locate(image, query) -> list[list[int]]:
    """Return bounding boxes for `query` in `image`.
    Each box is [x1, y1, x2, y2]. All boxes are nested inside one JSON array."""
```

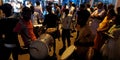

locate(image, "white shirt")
[[31, 12, 39, 25], [91, 8, 106, 18], [62, 15, 72, 29]]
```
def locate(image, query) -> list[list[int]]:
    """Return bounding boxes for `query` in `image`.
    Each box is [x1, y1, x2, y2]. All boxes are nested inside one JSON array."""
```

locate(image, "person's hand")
[[95, 14, 99, 17]]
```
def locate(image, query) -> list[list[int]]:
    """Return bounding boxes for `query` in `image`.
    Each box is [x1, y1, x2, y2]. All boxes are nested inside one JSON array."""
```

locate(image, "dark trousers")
[[0, 46, 19, 60], [62, 29, 71, 48], [92, 49, 103, 60], [30, 55, 53, 60]]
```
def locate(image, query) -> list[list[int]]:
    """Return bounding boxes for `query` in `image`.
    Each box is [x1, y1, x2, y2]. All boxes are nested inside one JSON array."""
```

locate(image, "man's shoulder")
[[47, 13, 57, 17], [0, 18, 19, 24]]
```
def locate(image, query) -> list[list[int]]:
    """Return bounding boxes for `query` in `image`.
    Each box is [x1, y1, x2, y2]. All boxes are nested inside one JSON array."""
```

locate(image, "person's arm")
[[43, 15, 47, 26], [13, 22, 22, 33], [36, 13, 40, 24], [98, 10, 106, 18], [28, 28, 37, 41], [97, 17, 109, 31], [40, 6, 43, 14], [91, 10, 97, 18]]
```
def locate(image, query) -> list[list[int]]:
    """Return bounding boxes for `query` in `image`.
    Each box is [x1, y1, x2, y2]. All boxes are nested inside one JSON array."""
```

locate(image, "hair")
[[55, 3, 58, 6], [86, 3, 90, 8], [46, 6, 52, 13], [36, 1, 40, 5], [64, 9, 69, 17], [80, 4, 85, 8], [108, 4, 114, 10], [97, 2, 103, 6], [0, 3, 13, 17], [30, 6, 34, 14], [97, 2, 103, 9], [21, 7, 32, 21], [104, 4, 107, 11], [79, 10, 90, 27]]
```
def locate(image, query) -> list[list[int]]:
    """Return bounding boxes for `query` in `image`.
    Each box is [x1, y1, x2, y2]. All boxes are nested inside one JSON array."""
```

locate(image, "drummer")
[[14, 7, 37, 48], [43, 6, 59, 30], [30, 6, 43, 38], [43, 5, 59, 57]]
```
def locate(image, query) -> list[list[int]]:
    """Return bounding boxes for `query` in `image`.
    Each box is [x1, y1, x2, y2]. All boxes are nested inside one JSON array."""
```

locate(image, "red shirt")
[[14, 19, 37, 41]]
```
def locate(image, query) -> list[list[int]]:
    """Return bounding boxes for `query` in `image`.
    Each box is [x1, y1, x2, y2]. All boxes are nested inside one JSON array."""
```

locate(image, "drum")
[[33, 24, 43, 38], [46, 28, 57, 33], [38, 33, 54, 48], [33, 24, 43, 27], [29, 33, 54, 60], [46, 28, 57, 39], [29, 40, 48, 60], [61, 45, 77, 60]]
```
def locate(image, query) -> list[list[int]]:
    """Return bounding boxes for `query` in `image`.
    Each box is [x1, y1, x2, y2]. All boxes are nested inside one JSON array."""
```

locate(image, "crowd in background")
[[0, 0, 120, 60]]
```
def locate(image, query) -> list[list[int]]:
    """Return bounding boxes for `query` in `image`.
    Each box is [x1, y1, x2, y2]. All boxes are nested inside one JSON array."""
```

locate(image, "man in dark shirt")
[[0, 3, 20, 60], [43, 6, 58, 57], [43, 6, 58, 28]]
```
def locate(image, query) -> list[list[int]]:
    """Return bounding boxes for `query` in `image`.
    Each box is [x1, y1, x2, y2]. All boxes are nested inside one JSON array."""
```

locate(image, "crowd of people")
[[0, 1, 120, 60]]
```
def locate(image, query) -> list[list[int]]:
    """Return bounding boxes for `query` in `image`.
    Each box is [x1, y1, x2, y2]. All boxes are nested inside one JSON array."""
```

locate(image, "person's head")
[[72, 3, 76, 8], [79, 10, 90, 27], [108, 4, 114, 10], [79, 4, 85, 10], [97, 2, 103, 9], [30, 6, 34, 14], [107, 9, 116, 18], [48, 2, 52, 6], [0, 3, 13, 17], [117, 7, 120, 14], [54, 3, 59, 9], [103, 4, 107, 11], [21, 7, 32, 21], [64, 9, 69, 16], [86, 3, 90, 8], [36, 1, 40, 6], [46, 6, 52, 14], [64, 3, 67, 6], [69, 1, 72, 6]]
